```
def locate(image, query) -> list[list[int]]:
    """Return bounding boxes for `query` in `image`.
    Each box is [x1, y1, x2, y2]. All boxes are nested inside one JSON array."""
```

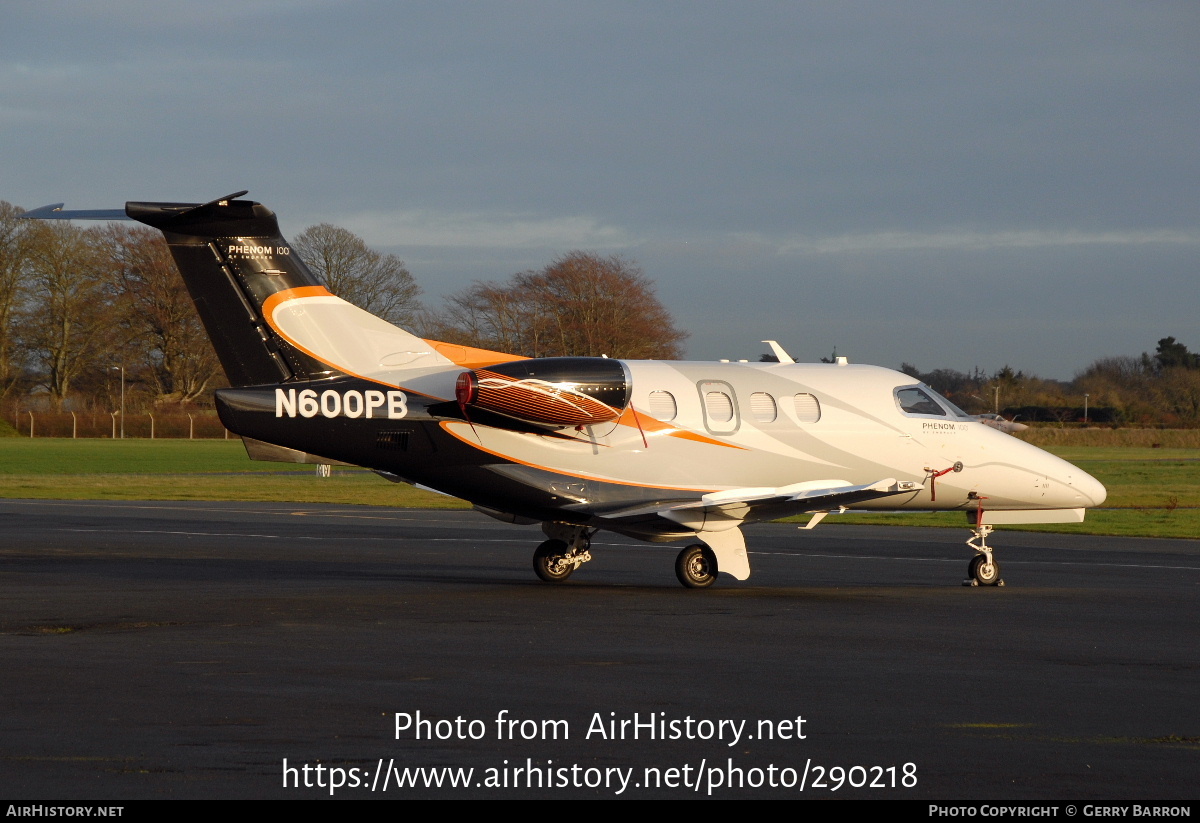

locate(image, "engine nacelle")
[[455, 357, 631, 428]]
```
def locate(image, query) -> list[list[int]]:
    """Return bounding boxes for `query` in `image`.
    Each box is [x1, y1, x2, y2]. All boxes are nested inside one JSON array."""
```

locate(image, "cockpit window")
[[936, 391, 974, 419], [896, 387, 946, 416], [895, 385, 974, 419]]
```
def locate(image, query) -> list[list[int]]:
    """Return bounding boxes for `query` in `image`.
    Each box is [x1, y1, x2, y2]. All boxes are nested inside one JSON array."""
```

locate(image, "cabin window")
[[895, 386, 946, 416], [793, 393, 821, 423], [698, 380, 740, 434], [705, 391, 734, 422], [648, 390, 677, 421], [749, 392, 777, 422]]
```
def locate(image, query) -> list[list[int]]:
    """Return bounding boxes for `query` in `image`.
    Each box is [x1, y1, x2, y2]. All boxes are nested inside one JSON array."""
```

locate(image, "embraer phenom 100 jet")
[[25, 193, 1106, 588]]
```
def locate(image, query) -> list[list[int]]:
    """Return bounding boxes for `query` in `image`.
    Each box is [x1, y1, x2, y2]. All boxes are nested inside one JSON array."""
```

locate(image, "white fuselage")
[[420, 359, 1105, 516]]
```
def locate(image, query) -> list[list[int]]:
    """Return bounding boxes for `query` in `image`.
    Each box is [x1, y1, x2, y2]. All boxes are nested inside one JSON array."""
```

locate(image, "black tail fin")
[[126, 195, 342, 387]]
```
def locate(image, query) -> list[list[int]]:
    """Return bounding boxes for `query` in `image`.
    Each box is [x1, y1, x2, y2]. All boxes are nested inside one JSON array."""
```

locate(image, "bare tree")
[[291, 224, 421, 326], [433, 252, 688, 359], [18, 222, 115, 409], [0, 201, 30, 397], [434, 280, 534, 355], [98, 224, 222, 404]]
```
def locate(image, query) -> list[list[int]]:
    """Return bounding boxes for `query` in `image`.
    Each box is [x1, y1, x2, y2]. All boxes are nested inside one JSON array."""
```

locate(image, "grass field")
[[1016, 427, 1200, 449], [0, 438, 1196, 538], [0, 439, 465, 508]]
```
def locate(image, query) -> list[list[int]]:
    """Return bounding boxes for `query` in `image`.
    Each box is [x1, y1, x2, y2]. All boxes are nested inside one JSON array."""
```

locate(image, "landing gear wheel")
[[968, 554, 1001, 587], [675, 544, 718, 589], [533, 539, 575, 582]]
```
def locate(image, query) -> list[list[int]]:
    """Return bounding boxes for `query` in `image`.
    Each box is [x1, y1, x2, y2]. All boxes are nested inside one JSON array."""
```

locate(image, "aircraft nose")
[[1034, 447, 1107, 508], [975, 429, 1107, 509], [1071, 469, 1107, 507]]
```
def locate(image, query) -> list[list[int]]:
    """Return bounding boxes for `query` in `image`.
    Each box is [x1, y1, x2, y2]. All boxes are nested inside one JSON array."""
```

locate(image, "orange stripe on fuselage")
[[261, 286, 444, 396], [261, 286, 361, 377], [261, 284, 335, 317], [262, 287, 523, 384], [439, 422, 720, 493], [615, 406, 745, 450], [668, 428, 746, 448], [261, 287, 744, 449], [424, 340, 527, 368]]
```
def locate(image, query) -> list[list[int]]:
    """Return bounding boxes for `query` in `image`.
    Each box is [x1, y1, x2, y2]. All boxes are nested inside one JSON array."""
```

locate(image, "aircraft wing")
[[651, 478, 918, 531], [587, 478, 918, 581], [598, 478, 918, 532]]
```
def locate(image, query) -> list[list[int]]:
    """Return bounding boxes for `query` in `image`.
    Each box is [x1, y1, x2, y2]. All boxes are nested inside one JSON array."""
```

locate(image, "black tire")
[[968, 554, 1000, 586], [675, 544, 718, 589], [533, 539, 574, 582]]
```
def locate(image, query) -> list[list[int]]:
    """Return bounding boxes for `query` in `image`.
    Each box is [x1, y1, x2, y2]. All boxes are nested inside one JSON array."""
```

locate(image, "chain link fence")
[[6, 409, 230, 439]]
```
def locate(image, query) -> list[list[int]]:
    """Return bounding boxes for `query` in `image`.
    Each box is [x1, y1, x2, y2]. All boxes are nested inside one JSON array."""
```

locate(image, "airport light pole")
[[111, 366, 125, 439], [1084, 394, 1089, 425]]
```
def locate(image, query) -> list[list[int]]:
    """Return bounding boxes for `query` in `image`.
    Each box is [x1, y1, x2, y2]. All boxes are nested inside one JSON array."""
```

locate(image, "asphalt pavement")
[[1, 499, 1196, 799]]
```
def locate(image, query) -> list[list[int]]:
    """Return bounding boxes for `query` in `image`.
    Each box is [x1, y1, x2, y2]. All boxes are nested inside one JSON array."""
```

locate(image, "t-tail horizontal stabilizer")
[[21, 203, 132, 221], [22, 192, 346, 387], [21, 192, 251, 223]]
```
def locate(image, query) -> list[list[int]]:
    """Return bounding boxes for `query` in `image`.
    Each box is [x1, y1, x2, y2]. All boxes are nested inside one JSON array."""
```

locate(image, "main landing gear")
[[675, 544, 718, 589], [530, 534, 724, 588], [530, 524, 742, 588], [964, 523, 1004, 587], [532, 523, 594, 583]]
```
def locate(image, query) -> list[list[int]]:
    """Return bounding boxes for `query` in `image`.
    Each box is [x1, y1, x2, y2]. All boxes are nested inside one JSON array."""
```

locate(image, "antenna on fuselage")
[[762, 340, 795, 364]]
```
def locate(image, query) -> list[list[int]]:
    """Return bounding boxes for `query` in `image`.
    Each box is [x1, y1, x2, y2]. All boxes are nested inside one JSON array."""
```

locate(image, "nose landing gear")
[[964, 523, 1005, 587]]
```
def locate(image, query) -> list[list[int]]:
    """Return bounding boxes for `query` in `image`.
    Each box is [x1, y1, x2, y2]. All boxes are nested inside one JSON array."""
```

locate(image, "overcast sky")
[[4, 1, 1197, 378]]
